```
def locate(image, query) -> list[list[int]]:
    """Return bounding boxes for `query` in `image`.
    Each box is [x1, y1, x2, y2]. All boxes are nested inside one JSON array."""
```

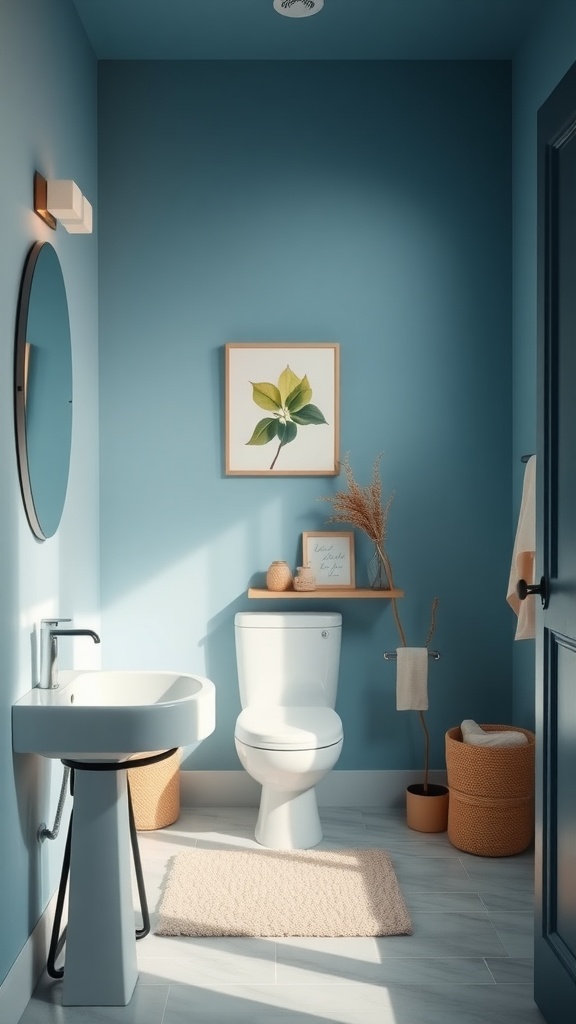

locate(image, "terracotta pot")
[[406, 783, 449, 833]]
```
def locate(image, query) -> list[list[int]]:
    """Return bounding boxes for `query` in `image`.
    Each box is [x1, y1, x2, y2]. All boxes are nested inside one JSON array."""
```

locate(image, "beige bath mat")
[[155, 847, 412, 937]]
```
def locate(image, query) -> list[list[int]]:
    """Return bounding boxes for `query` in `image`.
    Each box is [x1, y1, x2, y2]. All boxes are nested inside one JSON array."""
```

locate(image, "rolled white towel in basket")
[[461, 719, 528, 747], [396, 648, 429, 710]]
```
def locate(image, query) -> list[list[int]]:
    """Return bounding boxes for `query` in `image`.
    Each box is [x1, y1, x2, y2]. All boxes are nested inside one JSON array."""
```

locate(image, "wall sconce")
[[34, 172, 93, 234]]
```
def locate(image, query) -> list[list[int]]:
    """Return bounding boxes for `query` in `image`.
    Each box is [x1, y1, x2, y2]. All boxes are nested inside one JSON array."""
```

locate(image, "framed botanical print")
[[225, 342, 339, 475]]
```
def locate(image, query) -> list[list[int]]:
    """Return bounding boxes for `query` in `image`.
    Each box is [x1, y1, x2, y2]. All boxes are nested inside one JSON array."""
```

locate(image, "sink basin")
[[12, 669, 216, 760]]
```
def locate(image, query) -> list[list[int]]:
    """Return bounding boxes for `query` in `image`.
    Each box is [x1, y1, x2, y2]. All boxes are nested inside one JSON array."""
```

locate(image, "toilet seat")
[[235, 706, 343, 750]]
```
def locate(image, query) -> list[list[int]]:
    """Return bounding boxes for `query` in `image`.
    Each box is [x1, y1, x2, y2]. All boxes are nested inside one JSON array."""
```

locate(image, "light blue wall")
[[0, 0, 98, 990], [98, 59, 514, 774], [511, 0, 576, 725]]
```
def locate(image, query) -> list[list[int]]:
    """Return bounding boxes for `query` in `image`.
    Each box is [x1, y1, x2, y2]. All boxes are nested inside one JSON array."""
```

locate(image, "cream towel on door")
[[396, 648, 429, 710], [506, 454, 536, 640]]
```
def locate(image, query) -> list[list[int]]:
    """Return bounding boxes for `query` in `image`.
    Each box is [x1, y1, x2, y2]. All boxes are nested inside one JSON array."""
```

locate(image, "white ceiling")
[[71, 0, 548, 61]]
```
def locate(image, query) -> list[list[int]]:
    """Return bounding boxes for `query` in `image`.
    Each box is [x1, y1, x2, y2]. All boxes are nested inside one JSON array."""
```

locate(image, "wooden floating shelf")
[[247, 588, 404, 600]]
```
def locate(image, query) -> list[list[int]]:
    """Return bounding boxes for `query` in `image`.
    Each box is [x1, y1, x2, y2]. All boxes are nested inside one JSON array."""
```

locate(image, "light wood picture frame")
[[302, 531, 356, 589], [225, 342, 339, 475]]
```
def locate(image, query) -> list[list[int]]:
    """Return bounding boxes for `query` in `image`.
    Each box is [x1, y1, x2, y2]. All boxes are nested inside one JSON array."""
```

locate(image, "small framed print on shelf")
[[302, 531, 356, 589]]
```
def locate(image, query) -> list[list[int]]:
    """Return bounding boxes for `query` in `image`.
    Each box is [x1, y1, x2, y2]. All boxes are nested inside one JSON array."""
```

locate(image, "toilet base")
[[255, 785, 322, 849]]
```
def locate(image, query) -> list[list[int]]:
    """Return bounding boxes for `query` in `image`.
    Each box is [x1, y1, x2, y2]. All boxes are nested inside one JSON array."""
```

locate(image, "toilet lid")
[[235, 706, 343, 750]]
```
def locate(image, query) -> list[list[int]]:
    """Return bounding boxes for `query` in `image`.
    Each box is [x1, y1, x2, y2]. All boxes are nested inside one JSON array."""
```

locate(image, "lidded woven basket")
[[445, 725, 535, 857]]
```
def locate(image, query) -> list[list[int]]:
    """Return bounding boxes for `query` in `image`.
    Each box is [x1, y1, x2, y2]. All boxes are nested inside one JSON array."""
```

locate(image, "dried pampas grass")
[[319, 453, 440, 791], [318, 453, 406, 644]]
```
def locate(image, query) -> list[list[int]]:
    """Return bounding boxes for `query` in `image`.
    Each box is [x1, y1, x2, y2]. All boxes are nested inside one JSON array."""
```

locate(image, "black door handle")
[[516, 576, 549, 608]]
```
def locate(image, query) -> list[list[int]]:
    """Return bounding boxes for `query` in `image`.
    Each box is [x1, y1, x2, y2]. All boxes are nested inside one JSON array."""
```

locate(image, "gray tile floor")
[[19, 807, 547, 1024]]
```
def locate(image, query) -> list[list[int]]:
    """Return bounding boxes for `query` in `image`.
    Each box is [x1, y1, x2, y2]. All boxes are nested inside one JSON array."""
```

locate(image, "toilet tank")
[[234, 611, 342, 709]]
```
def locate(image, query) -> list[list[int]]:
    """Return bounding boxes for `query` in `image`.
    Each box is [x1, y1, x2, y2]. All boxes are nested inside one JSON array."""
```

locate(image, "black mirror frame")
[[14, 241, 72, 541]]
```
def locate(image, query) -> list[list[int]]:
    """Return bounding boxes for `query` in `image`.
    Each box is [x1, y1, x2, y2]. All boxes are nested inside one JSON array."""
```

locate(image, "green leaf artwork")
[[246, 365, 328, 470]]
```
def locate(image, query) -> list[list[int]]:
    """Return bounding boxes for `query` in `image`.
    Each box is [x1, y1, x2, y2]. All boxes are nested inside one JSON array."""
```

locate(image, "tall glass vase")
[[368, 545, 390, 590]]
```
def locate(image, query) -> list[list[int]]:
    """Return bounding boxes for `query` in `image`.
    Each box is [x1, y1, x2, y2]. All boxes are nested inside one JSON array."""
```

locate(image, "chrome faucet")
[[39, 618, 101, 689]]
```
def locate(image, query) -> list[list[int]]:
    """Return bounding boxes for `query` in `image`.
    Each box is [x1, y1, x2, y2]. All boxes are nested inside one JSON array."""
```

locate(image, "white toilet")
[[234, 611, 343, 849]]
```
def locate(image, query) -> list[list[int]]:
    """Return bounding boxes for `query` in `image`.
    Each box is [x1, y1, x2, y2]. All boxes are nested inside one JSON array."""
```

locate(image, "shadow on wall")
[[12, 751, 63, 933], [188, 593, 246, 771]]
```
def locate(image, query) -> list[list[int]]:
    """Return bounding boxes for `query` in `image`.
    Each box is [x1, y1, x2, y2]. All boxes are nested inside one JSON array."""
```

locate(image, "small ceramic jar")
[[293, 566, 317, 591], [266, 560, 293, 591]]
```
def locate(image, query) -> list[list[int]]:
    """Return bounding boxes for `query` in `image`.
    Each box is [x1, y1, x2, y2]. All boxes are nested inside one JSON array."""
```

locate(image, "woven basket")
[[293, 575, 317, 591], [127, 748, 181, 831], [445, 725, 535, 857]]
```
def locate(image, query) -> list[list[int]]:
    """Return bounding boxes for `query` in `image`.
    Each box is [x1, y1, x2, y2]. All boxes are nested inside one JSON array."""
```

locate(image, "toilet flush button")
[[321, 631, 328, 638]]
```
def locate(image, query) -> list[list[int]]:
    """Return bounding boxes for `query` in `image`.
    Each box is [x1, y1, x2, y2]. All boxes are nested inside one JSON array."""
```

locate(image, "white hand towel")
[[461, 719, 528, 747], [506, 455, 536, 640], [396, 648, 428, 711]]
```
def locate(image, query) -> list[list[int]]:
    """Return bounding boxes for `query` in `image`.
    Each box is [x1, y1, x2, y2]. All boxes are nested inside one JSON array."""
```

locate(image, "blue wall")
[[0, 0, 99, 992], [98, 59, 514, 773]]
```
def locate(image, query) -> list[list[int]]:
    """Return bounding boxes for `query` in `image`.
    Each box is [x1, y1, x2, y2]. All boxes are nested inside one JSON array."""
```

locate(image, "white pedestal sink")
[[12, 670, 216, 1006]]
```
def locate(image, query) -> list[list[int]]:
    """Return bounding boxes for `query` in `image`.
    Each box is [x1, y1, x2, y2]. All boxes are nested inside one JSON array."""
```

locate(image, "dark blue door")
[[535, 60, 576, 1022]]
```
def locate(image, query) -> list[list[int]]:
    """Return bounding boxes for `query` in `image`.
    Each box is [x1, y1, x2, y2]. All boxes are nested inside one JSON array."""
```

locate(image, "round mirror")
[[14, 242, 73, 540]]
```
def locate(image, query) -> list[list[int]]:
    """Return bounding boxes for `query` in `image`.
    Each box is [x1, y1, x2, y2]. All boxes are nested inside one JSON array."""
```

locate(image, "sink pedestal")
[[62, 769, 137, 1006]]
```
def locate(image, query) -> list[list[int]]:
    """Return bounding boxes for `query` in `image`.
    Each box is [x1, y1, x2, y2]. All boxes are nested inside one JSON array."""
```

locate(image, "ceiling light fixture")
[[273, 0, 324, 18], [34, 172, 93, 234]]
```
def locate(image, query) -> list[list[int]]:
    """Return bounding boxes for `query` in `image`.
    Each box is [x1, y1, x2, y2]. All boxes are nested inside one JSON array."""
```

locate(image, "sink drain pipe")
[[46, 748, 177, 980], [38, 767, 71, 843]]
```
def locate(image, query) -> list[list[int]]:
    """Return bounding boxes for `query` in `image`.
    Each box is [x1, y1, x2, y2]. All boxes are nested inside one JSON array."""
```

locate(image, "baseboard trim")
[[0, 891, 57, 1024], [180, 769, 447, 809]]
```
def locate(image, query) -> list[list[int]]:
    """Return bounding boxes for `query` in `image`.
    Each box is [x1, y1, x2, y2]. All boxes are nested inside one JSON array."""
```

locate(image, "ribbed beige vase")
[[266, 560, 293, 591]]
